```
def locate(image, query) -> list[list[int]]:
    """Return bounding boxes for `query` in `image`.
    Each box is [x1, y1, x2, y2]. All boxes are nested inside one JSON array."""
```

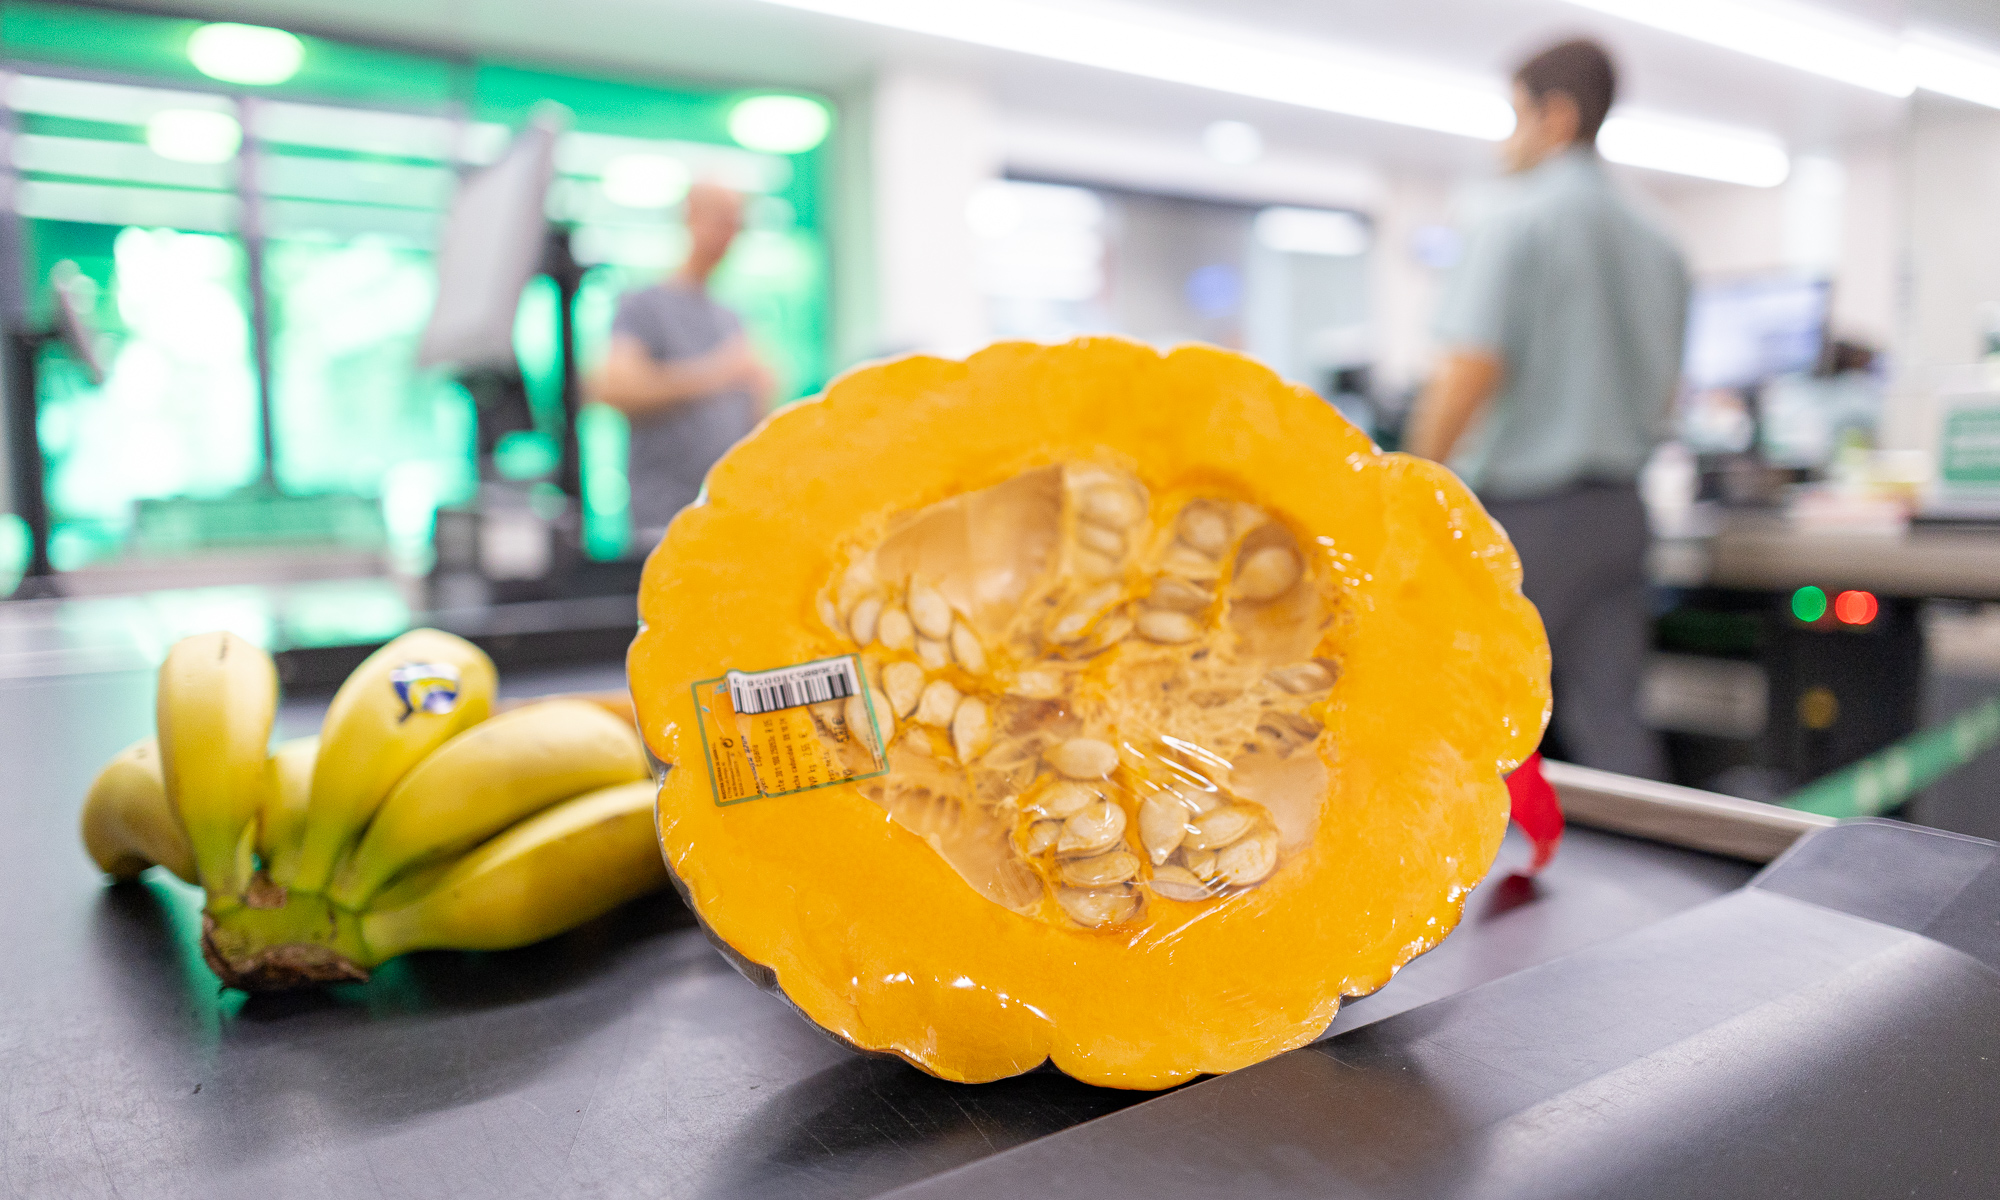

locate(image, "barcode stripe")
[[728, 657, 860, 716]]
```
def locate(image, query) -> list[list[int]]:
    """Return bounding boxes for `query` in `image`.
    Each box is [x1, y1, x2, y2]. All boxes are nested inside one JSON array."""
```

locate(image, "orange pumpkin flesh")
[[630, 337, 1550, 1089]]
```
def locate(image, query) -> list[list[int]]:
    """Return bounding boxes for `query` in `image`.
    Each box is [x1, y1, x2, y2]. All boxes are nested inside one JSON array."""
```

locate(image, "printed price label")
[[693, 654, 888, 806]]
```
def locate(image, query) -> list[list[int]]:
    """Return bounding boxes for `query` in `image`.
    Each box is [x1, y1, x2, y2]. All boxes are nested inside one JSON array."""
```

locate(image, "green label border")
[[691, 653, 888, 807]]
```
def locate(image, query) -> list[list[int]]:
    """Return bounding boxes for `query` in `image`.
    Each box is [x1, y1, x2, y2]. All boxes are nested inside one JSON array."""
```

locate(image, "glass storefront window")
[[3, 7, 834, 576]]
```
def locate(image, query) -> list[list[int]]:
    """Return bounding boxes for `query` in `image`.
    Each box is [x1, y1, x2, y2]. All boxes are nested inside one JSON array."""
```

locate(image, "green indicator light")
[[1792, 586, 1828, 622]]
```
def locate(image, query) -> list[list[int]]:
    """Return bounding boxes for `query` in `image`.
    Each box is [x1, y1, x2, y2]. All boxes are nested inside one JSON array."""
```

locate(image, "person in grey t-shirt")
[[589, 181, 775, 538], [1408, 40, 1689, 781]]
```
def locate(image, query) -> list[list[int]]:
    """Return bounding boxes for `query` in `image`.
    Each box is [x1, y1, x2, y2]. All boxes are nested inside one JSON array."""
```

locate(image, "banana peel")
[[79, 629, 667, 990]]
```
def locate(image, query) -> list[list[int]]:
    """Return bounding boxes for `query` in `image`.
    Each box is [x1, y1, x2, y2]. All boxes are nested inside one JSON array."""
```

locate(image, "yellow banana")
[[361, 780, 666, 960], [256, 736, 318, 882], [327, 699, 647, 909], [86, 628, 668, 991], [79, 738, 197, 884], [157, 631, 277, 897], [287, 629, 494, 892]]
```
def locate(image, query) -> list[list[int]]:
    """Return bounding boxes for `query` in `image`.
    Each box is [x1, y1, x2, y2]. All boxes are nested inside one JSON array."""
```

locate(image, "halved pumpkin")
[[630, 337, 1549, 1089]]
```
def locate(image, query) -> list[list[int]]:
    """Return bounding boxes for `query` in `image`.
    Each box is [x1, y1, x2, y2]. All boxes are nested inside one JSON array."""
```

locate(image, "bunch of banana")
[[80, 628, 667, 990]]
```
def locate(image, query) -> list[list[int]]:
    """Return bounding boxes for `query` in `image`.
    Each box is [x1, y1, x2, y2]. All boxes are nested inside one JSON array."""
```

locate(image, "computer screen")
[[1683, 275, 1830, 392]]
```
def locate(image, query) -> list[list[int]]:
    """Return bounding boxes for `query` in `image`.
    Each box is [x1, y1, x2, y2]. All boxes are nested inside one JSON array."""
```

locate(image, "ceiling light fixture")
[[1566, 0, 2000, 113], [750, 0, 1796, 185], [1563, 0, 1911, 96], [750, 0, 1515, 140], [1598, 112, 1790, 187], [187, 23, 305, 87], [1902, 32, 2000, 111]]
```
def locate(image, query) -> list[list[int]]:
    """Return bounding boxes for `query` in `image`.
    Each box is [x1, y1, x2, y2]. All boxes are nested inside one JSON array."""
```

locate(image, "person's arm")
[[587, 333, 762, 418], [1405, 348, 1505, 463]]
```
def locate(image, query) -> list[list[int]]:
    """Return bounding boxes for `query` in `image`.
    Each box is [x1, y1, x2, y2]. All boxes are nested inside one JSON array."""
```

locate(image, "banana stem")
[[201, 884, 377, 990]]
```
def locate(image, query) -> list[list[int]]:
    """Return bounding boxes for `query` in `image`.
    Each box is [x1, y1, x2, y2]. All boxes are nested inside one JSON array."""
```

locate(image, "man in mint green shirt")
[[1409, 40, 1689, 779]]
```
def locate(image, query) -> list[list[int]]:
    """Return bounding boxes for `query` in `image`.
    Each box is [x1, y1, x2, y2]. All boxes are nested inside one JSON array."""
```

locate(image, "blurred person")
[[1406, 39, 1689, 779], [589, 181, 776, 537]]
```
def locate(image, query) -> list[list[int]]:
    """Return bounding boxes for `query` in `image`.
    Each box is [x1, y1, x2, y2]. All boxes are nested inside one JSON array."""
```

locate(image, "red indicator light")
[[1833, 590, 1878, 626]]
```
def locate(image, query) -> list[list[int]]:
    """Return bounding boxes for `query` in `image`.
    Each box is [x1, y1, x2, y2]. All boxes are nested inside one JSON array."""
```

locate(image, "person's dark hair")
[[1514, 40, 1617, 143]]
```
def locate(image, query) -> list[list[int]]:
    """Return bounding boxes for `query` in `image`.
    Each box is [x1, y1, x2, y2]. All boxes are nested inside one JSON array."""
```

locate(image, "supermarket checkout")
[[588, 181, 777, 538], [1406, 38, 1691, 779]]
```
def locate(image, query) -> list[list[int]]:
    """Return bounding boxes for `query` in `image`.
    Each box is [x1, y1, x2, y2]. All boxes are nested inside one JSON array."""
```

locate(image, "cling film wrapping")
[[632, 338, 1552, 1089]]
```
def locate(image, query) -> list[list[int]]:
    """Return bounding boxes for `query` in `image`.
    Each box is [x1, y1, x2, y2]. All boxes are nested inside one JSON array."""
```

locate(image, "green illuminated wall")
[[2, 2, 833, 570]]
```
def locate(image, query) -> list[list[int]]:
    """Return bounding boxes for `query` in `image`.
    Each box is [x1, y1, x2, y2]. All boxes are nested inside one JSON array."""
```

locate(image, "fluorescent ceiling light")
[[1599, 113, 1790, 187], [755, 0, 1795, 185], [1903, 33, 2000, 111], [187, 23, 305, 87], [1564, 0, 1911, 96], [752, 0, 1515, 140]]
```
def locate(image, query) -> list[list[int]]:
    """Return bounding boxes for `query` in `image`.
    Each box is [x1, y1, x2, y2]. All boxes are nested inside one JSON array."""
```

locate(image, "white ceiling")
[[132, 0, 2000, 182]]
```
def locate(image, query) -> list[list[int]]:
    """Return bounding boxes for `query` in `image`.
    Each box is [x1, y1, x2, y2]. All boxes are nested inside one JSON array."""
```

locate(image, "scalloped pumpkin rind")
[[629, 337, 1550, 1090]]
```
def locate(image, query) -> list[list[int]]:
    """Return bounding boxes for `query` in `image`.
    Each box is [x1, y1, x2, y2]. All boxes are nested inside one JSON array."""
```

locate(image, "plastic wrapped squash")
[[630, 337, 1549, 1089]]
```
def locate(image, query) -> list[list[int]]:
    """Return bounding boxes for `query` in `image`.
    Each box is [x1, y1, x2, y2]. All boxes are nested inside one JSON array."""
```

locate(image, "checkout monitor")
[[1683, 274, 1830, 393]]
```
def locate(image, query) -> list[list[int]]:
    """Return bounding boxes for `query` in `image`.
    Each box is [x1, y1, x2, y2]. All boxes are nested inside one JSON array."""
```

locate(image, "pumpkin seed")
[[1049, 584, 1120, 642], [845, 687, 893, 746], [1057, 885, 1140, 926], [1215, 828, 1279, 886], [1183, 847, 1219, 881], [1060, 850, 1140, 887], [1267, 661, 1335, 693], [847, 595, 883, 646], [1148, 865, 1212, 901], [1178, 787, 1226, 815], [1048, 737, 1119, 779], [1148, 576, 1211, 612], [1081, 486, 1144, 529], [1011, 669, 1063, 700], [950, 622, 987, 673], [1185, 806, 1258, 850], [1077, 523, 1125, 557], [916, 679, 960, 727], [1138, 792, 1191, 864], [1178, 506, 1229, 555], [1137, 609, 1200, 643], [951, 695, 991, 761], [1161, 545, 1221, 579], [1074, 549, 1121, 581], [882, 661, 925, 718], [1057, 799, 1127, 854], [1233, 545, 1301, 602], [916, 636, 950, 670], [1231, 502, 1271, 536], [908, 579, 954, 640], [1085, 613, 1133, 652], [1024, 819, 1062, 855], [1034, 780, 1098, 818], [877, 607, 915, 651]]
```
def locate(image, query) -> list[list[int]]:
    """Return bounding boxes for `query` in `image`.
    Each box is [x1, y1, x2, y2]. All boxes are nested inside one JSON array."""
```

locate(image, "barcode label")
[[726, 655, 860, 716]]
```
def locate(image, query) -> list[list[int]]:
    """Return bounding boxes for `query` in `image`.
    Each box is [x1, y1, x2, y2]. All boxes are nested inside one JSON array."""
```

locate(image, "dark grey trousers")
[[1482, 482, 1665, 780]]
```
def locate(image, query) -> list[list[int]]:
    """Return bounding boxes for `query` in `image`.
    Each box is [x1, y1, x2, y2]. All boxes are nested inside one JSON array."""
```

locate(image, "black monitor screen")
[[1683, 275, 1829, 391]]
